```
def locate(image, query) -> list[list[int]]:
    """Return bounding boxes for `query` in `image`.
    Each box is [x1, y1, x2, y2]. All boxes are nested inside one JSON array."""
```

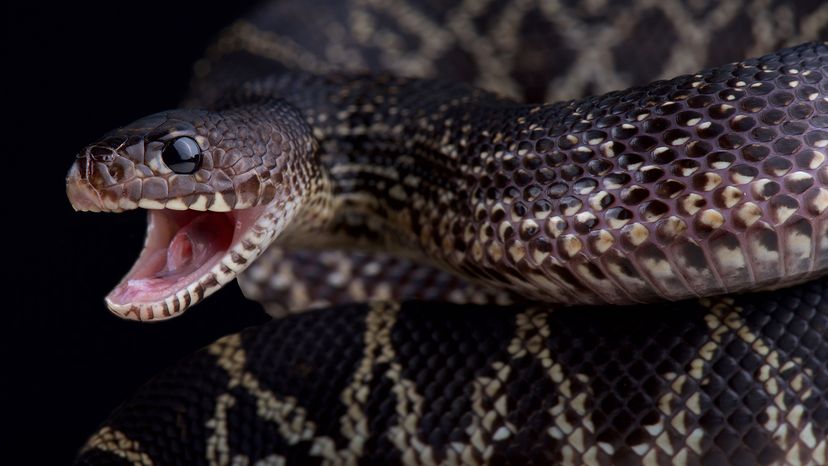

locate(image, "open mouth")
[[66, 160, 282, 321], [103, 206, 268, 320]]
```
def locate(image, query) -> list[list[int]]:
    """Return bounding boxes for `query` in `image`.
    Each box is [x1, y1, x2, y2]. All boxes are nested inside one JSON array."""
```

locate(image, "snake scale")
[[66, 0, 828, 464]]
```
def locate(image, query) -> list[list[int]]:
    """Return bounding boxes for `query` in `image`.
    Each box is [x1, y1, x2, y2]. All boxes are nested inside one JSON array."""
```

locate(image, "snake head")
[[66, 102, 317, 321]]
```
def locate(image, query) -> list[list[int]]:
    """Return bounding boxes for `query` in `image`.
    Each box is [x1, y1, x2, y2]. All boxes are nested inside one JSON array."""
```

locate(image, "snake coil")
[[68, 1, 828, 465]]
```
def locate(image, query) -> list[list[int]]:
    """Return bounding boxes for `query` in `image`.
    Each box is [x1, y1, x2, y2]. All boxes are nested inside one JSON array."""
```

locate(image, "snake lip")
[[104, 206, 268, 321]]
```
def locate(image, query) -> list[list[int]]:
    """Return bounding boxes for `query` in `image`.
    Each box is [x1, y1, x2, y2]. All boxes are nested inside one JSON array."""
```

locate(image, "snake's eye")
[[162, 137, 202, 174]]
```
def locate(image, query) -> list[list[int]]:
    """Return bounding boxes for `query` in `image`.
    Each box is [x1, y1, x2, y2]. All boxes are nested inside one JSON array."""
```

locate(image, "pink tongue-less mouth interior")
[[106, 210, 236, 306]]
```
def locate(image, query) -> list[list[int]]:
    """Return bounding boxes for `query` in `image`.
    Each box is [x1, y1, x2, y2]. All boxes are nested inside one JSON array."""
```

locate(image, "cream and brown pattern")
[[192, 0, 828, 104], [76, 280, 828, 465], [240, 248, 514, 316]]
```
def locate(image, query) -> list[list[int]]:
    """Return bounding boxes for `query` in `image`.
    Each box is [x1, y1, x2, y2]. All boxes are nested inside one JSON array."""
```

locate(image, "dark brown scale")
[[697, 122, 725, 139], [707, 151, 736, 169], [559, 164, 584, 180], [686, 140, 711, 158], [573, 178, 598, 194], [739, 96, 766, 113], [763, 157, 793, 177], [750, 126, 777, 142], [718, 133, 745, 149], [748, 81, 775, 95], [741, 143, 770, 162], [652, 147, 678, 164], [621, 185, 650, 205], [768, 91, 795, 107], [640, 200, 669, 221], [762, 108, 788, 125], [618, 153, 645, 170], [692, 172, 722, 191], [523, 185, 542, 201], [636, 166, 665, 184], [671, 159, 700, 177], [587, 159, 613, 176], [629, 135, 657, 152], [512, 202, 528, 218], [544, 150, 566, 167], [796, 149, 825, 169], [772, 137, 801, 155], [707, 104, 736, 120], [535, 167, 556, 183], [797, 85, 821, 100], [548, 182, 568, 198], [656, 101, 681, 115], [655, 179, 686, 198], [805, 129, 828, 147], [784, 172, 815, 194], [781, 120, 810, 135], [532, 200, 552, 217], [596, 115, 621, 128], [729, 115, 756, 132], [643, 117, 671, 133], [688, 94, 716, 108], [611, 124, 638, 139]]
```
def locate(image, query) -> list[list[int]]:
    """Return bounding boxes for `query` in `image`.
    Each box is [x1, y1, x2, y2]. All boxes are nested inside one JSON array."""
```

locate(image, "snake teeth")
[[100, 206, 272, 321]]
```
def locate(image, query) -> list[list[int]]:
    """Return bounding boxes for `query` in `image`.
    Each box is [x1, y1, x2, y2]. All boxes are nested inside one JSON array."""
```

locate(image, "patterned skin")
[[75, 280, 828, 466], [240, 248, 515, 317], [67, 0, 828, 464], [69, 46, 828, 318]]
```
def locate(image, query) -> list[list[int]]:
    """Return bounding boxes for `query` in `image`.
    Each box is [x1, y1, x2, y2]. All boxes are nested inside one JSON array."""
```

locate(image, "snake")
[[66, 0, 828, 464]]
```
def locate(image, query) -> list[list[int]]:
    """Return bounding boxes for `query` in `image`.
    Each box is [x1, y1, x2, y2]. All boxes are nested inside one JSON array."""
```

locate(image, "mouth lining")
[[105, 206, 267, 318]]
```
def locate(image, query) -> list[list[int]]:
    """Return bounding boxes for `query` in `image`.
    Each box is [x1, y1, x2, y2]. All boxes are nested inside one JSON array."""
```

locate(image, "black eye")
[[162, 137, 202, 174]]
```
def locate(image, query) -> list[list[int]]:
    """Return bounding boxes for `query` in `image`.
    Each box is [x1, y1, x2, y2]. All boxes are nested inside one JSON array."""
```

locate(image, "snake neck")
[[248, 74, 521, 264], [234, 43, 828, 305]]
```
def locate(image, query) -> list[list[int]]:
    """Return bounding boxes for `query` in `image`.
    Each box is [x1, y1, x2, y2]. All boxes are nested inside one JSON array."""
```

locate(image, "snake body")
[[67, 0, 828, 464], [77, 281, 828, 466]]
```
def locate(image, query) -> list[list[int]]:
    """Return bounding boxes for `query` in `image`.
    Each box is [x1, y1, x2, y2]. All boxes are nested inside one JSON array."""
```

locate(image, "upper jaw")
[[68, 160, 276, 321], [65, 158, 234, 214]]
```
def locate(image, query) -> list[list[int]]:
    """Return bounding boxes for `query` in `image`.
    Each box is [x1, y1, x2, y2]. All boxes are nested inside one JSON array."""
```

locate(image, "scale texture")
[[76, 280, 828, 465], [70, 0, 828, 464]]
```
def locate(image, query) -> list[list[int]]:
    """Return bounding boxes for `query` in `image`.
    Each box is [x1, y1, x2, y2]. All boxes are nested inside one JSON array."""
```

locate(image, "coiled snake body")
[[67, 1, 828, 464]]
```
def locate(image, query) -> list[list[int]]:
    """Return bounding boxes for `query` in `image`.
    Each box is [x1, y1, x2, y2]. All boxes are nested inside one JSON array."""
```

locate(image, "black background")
[[7, 2, 269, 463]]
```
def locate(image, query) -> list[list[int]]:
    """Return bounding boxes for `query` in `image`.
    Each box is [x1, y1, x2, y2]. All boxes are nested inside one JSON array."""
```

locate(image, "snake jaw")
[[65, 103, 318, 319], [103, 205, 272, 321], [68, 160, 289, 320], [67, 166, 277, 320]]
